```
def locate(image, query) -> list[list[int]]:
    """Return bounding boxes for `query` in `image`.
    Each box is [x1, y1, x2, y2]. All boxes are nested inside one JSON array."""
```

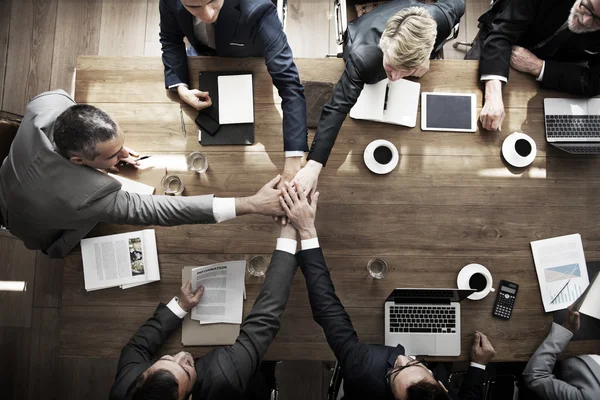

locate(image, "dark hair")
[[405, 380, 448, 400], [125, 369, 180, 400], [53, 104, 118, 160]]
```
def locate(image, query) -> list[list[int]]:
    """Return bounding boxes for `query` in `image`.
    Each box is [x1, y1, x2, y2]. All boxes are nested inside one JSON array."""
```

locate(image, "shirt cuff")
[[301, 237, 320, 250], [470, 362, 486, 370], [480, 74, 508, 83], [276, 238, 297, 254], [285, 151, 305, 158], [166, 297, 188, 318], [213, 197, 236, 223], [168, 83, 188, 91], [536, 61, 546, 82]]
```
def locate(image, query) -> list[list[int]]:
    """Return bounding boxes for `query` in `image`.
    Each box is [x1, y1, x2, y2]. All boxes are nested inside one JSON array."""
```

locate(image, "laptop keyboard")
[[545, 115, 600, 138], [554, 144, 600, 154], [389, 305, 456, 334]]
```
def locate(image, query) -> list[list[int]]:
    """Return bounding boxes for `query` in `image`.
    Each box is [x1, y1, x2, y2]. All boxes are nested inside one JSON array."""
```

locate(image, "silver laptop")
[[384, 288, 475, 356], [544, 98, 600, 154]]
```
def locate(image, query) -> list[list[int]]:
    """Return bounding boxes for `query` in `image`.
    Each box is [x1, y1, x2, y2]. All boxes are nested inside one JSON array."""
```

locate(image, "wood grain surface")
[[61, 56, 600, 362]]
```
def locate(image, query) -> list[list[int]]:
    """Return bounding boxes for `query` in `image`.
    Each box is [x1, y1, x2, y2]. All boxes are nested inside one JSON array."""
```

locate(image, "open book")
[[81, 229, 160, 291], [349, 78, 420, 127], [189, 260, 246, 325]]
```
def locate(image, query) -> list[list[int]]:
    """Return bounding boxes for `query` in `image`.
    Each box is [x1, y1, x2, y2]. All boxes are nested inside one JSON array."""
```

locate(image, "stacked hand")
[[470, 331, 496, 365], [178, 280, 205, 312], [279, 182, 319, 239], [291, 160, 322, 197], [251, 175, 286, 217]]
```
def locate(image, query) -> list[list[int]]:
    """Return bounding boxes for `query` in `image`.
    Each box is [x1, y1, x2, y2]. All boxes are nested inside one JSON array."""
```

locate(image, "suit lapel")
[[176, 0, 195, 37], [215, 0, 243, 52]]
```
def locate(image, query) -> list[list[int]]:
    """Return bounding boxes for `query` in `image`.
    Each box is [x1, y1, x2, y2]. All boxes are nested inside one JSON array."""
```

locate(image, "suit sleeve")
[[522, 323, 585, 400], [541, 56, 600, 96], [110, 303, 183, 400], [249, 2, 308, 152], [83, 188, 217, 226], [211, 250, 298, 393], [297, 248, 372, 381], [456, 366, 486, 400], [159, 0, 190, 87], [478, 0, 539, 80], [307, 53, 368, 166]]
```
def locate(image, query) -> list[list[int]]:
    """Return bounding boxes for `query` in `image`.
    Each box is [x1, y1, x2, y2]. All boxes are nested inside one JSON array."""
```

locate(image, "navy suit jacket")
[[297, 247, 484, 400], [159, 0, 308, 152]]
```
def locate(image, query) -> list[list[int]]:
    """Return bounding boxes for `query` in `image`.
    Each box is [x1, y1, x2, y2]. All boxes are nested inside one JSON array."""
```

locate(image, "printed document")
[[218, 74, 254, 124]]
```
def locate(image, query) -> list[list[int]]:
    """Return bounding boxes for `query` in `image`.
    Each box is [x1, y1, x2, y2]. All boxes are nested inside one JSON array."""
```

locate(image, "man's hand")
[[236, 175, 284, 217], [510, 46, 543, 77], [562, 304, 581, 333], [177, 86, 212, 110], [470, 331, 496, 365], [292, 160, 322, 196], [178, 280, 204, 312], [411, 59, 430, 78], [480, 80, 505, 131], [275, 157, 303, 225], [108, 146, 140, 173], [279, 220, 297, 240], [280, 181, 319, 240]]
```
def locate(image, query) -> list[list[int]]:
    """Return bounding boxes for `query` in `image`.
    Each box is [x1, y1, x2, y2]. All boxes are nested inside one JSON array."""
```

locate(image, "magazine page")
[[121, 230, 160, 289]]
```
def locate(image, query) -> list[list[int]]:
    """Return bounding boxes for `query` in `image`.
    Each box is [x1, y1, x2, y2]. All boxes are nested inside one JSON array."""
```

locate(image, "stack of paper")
[[189, 261, 246, 325], [109, 173, 156, 195], [81, 229, 160, 291]]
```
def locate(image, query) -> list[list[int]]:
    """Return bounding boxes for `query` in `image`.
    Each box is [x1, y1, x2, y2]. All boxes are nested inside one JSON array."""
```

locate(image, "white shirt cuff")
[[285, 151, 305, 158], [168, 83, 188, 91], [213, 197, 236, 223], [276, 238, 297, 254], [480, 74, 508, 83], [301, 237, 320, 250], [166, 297, 188, 318], [536, 61, 546, 82], [470, 362, 486, 370]]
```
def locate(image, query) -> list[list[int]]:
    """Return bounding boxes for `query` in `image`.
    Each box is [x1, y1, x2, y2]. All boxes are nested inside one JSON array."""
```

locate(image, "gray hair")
[[53, 104, 118, 160]]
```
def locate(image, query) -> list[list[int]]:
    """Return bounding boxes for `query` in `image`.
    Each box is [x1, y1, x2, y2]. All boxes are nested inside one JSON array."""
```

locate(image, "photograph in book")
[[128, 237, 145, 276]]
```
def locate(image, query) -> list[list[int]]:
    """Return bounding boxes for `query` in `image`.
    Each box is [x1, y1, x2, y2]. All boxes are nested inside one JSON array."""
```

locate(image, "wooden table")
[[59, 56, 600, 362]]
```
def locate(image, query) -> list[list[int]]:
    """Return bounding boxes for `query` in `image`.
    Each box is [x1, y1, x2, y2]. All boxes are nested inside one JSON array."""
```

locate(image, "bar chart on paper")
[[548, 280, 585, 306], [543, 263, 589, 311]]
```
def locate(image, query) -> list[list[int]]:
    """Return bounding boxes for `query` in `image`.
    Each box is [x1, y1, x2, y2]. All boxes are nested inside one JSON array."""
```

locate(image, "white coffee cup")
[[457, 263, 495, 300]]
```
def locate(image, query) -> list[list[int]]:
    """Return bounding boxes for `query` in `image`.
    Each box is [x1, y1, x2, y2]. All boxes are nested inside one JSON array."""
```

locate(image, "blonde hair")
[[379, 7, 437, 70]]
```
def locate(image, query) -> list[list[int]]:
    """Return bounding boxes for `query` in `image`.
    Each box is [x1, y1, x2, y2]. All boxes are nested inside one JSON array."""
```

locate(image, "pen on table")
[[119, 155, 151, 166], [550, 279, 571, 304]]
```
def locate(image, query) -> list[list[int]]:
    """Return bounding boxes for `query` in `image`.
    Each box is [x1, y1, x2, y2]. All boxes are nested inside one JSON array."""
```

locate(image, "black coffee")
[[515, 139, 532, 157], [374, 146, 393, 164], [469, 273, 487, 292]]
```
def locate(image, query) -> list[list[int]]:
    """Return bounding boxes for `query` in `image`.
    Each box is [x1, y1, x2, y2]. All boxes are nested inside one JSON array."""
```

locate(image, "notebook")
[[218, 74, 254, 124]]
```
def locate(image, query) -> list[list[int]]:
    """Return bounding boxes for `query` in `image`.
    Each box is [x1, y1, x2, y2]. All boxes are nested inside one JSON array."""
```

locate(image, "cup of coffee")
[[457, 263, 495, 300], [502, 132, 537, 168], [373, 145, 393, 165], [363, 139, 399, 174]]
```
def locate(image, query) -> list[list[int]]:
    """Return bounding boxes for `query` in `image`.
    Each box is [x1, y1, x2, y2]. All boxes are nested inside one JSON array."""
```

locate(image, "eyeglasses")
[[385, 359, 429, 384], [579, 1, 600, 23]]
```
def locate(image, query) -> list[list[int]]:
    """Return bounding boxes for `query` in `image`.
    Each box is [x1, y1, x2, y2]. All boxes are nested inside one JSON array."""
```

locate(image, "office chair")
[[452, 0, 496, 51]]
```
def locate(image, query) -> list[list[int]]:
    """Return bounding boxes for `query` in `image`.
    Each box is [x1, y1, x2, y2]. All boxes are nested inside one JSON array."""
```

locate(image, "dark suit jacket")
[[297, 247, 484, 400], [475, 0, 600, 96], [307, 0, 465, 166], [159, 0, 308, 152], [109, 250, 298, 400]]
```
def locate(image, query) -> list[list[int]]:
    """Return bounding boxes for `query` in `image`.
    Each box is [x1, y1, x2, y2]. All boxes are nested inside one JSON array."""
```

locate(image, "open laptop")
[[544, 98, 600, 154], [384, 288, 475, 356]]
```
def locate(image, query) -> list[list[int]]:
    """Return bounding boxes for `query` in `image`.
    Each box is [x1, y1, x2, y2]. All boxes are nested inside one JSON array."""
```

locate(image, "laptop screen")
[[387, 288, 475, 304]]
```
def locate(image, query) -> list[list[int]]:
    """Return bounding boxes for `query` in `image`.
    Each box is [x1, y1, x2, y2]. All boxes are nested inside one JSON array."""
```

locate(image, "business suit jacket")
[[159, 0, 308, 152], [297, 247, 484, 400], [109, 250, 298, 400], [307, 0, 465, 165], [523, 323, 600, 400], [473, 0, 600, 96], [0, 90, 216, 259]]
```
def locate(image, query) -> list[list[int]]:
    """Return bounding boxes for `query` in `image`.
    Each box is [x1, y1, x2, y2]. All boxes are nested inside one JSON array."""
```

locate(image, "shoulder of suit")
[[348, 45, 383, 81], [239, 0, 275, 21]]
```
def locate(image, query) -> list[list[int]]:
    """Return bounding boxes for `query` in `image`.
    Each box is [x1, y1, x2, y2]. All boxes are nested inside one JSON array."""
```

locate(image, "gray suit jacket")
[[523, 323, 600, 400], [109, 250, 298, 400], [0, 90, 216, 259]]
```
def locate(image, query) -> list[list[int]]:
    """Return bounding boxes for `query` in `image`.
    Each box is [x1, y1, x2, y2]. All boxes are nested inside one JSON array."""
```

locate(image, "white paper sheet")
[[218, 74, 254, 124], [531, 234, 590, 312], [109, 174, 155, 195]]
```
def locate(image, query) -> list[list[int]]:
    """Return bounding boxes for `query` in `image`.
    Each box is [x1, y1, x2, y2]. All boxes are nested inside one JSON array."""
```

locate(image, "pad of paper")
[[218, 75, 254, 124]]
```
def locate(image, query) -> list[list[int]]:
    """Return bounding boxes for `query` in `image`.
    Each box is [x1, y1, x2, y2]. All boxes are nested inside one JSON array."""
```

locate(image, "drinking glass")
[[187, 151, 208, 173], [248, 256, 269, 277], [367, 258, 389, 279], [161, 174, 184, 195]]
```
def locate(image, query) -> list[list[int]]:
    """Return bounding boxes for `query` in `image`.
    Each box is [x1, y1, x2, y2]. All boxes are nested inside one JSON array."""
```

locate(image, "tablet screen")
[[426, 94, 473, 130]]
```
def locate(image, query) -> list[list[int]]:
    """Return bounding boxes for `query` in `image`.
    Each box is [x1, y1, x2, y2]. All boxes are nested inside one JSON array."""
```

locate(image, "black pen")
[[137, 155, 151, 161], [119, 155, 151, 166]]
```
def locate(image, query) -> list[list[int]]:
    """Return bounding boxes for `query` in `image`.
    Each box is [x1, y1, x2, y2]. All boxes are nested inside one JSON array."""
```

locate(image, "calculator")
[[492, 280, 519, 319]]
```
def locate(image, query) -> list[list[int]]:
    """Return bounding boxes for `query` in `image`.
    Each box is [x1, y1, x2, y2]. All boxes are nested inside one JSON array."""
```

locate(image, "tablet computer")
[[421, 92, 476, 132]]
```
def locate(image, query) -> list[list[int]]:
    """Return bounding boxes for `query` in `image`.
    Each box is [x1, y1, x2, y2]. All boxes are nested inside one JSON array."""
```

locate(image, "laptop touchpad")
[[409, 336, 436, 356]]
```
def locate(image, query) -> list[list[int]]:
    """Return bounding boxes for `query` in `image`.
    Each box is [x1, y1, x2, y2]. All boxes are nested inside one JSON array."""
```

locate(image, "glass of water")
[[187, 151, 208, 173], [161, 174, 184, 195], [367, 258, 389, 279], [248, 256, 269, 277]]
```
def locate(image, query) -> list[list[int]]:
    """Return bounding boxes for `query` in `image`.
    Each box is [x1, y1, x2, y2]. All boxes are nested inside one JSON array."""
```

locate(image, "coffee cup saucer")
[[457, 263, 494, 301], [502, 132, 537, 168], [363, 140, 399, 175]]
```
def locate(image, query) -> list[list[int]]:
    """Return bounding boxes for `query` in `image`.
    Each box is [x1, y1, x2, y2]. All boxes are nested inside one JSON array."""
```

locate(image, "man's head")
[[180, 0, 224, 23], [388, 356, 448, 400], [53, 104, 130, 170], [125, 351, 197, 400], [569, 0, 600, 33], [379, 7, 437, 81]]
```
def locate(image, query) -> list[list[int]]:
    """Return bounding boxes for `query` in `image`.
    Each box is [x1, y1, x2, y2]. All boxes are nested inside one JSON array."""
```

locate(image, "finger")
[[279, 196, 291, 215], [286, 182, 299, 203], [197, 91, 209, 98], [311, 191, 320, 212], [281, 216, 288, 225], [126, 147, 139, 157], [281, 186, 294, 208], [499, 113, 505, 131], [491, 116, 500, 131], [193, 286, 205, 300], [183, 280, 191, 291], [266, 175, 281, 189], [296, 182, 307, 201]]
